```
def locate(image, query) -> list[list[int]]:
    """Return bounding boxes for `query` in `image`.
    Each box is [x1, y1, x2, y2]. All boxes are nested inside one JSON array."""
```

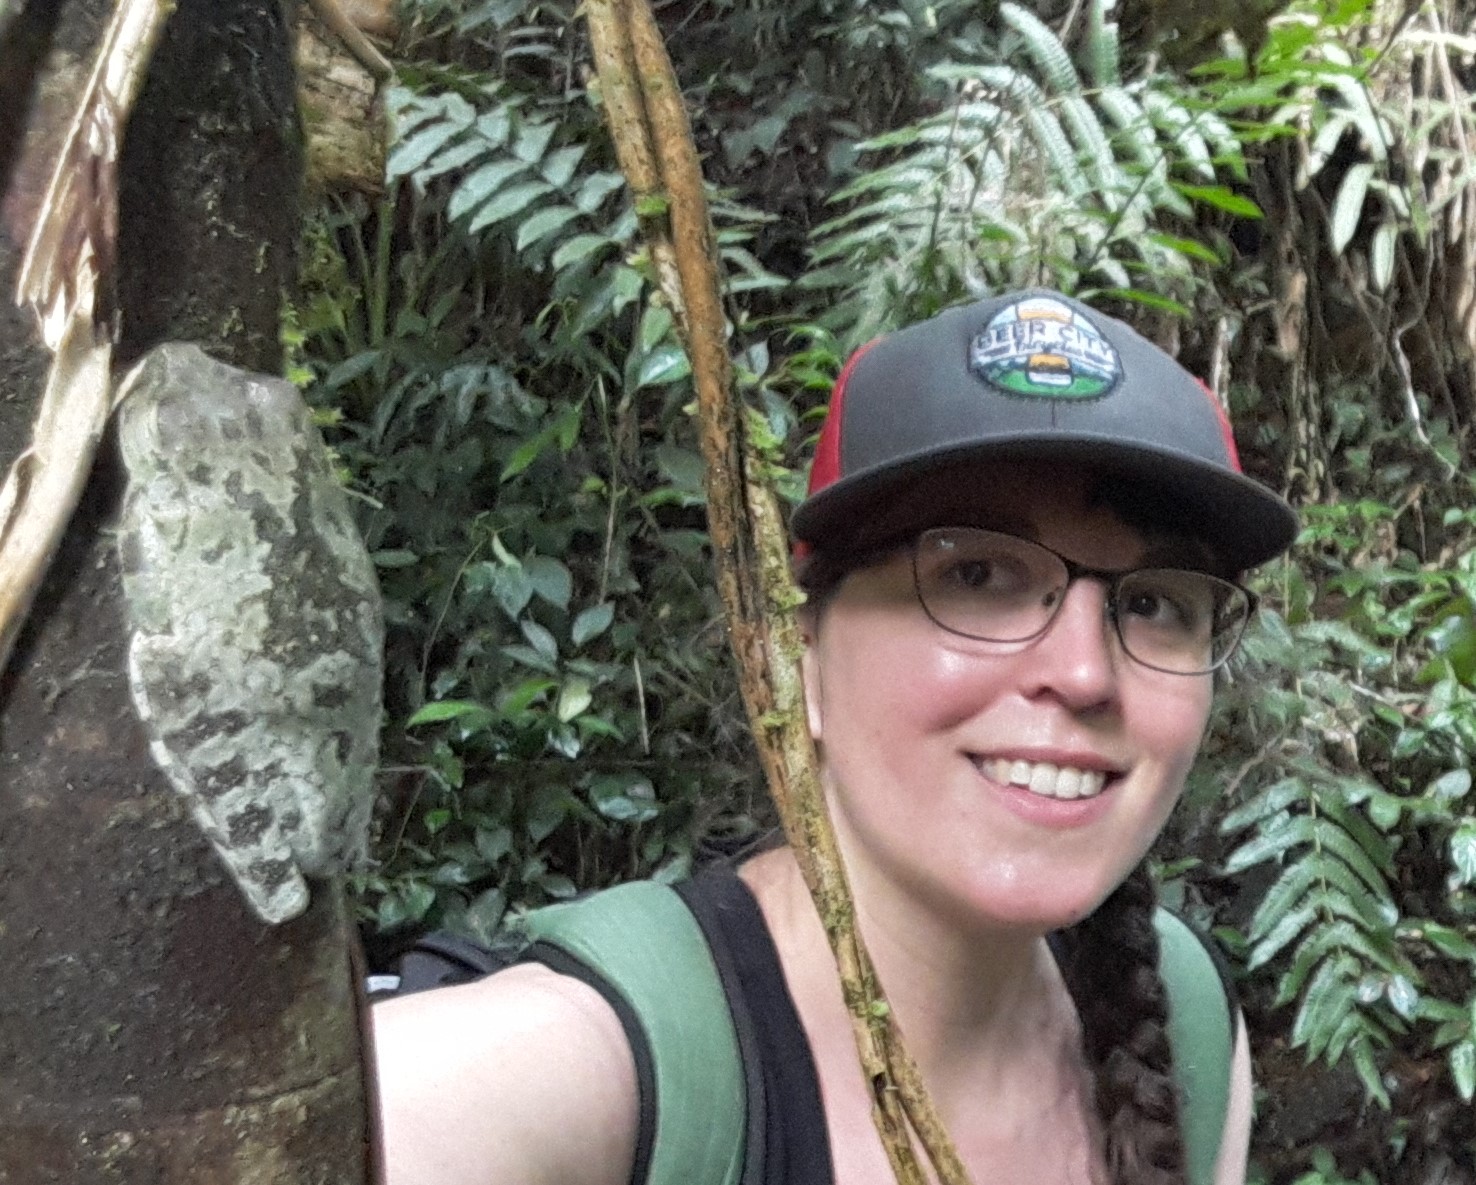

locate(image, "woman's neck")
[[737, 845, 1082, 1094]]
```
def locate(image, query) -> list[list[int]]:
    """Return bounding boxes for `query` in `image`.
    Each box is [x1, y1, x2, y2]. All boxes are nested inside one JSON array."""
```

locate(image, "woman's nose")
[[1024, 577, 1121, 708]]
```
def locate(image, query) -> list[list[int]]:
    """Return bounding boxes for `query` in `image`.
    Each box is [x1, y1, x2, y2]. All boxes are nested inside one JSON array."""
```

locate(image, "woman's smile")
[[972, 755, 1114, 801]]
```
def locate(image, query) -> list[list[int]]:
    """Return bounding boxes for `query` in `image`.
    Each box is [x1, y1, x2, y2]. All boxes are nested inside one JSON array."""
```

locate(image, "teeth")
[[984, 758, 1108, 800]]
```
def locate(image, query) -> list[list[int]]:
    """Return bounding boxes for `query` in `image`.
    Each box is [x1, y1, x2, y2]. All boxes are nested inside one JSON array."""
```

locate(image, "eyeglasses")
[[910, 527, 1255, 675]]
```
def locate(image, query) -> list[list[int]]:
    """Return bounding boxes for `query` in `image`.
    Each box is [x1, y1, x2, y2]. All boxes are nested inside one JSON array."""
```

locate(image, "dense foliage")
[[296, 0, 1476, 1179]]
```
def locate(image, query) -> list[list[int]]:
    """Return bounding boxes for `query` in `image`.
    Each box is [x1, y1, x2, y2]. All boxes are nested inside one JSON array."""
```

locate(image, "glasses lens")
[[913, 529, 1066, 642], [1115, 570, 1249, 673]]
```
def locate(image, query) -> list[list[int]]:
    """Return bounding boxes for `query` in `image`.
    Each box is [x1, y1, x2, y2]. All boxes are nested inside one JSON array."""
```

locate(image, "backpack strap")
[[520, 882, 746, 1185], [1154, 907, 1235, 1185]]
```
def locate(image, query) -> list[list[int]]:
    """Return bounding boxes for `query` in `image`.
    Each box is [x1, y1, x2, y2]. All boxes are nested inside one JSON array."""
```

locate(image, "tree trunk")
[[0, 1, 374, 1181]]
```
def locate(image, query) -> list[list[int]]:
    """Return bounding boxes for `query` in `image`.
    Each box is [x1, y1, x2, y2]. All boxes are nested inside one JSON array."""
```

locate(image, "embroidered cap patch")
[[969, 296, 1121, 400]]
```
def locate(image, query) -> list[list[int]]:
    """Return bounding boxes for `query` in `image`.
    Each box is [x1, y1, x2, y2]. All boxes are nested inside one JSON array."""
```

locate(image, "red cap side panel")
[[1195, 378, 1243, 473], [806, 338, 882, 498]]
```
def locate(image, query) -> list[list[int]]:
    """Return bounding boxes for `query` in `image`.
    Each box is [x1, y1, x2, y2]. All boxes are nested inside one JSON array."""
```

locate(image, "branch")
[[583, 3, 973, 1182], [304, 0, 393, 84], [0, 0, 172, 676]]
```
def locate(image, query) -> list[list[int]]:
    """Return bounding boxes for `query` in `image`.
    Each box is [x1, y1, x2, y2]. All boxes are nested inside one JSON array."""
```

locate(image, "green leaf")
[[1451, 821, 1476, 887], [1386, 974, 1419, 1020], [1174, 184, 1263, 218], [540, 144, 587, 187], [574, 172, 627, 213], [323, 350, 382, 390], [1451, 1041, 1476, 1102], [502, 643, 558, 675], [1351, 1038, 1391, 1109], [1095, 288, 1191, 316], [1248, 903, 1318, 969], [540, 874, 578, 899], [448, 159, 531, 222], [1221, 776, 1307, 832], [635, 192, 670, 218], [589, 774, 660, 823], [526, 555, 573, 609], [522, 619, 559, 663], [493, 564, 535, 620], [1144, 232, 1223, 265], [515, 205, 582, 251], [472, 105, 512, 147], [388, 119, 465, 180], [551, 233, 614, 270], [1329, 162, 1373, 255], [1370, 221, 1397, 290], [1292, 954, 1356, 1050], [1000, 3, 1078, 94], [501, 422, 558, 481], [637, 345, 692, 388], [412, 136, 492, 183], [639, 303, 674, 352], [1082, 0, 1120, 86], [407, 700, 493, 727], [465, 887, 507, 942], [572, 602, 615, 646], [468, 181, 555, 235], [511, 119, 557, 163], [1429, 769, 1472, 800], [1367, 789, 1403, 831], [1224, 812, 1315, 873], [498, 677, 557, 715], [525, 786, 568, 842], [557, 677, 592, 723], [475, 827, 512, 865], [1413, 922, 1476, 961]]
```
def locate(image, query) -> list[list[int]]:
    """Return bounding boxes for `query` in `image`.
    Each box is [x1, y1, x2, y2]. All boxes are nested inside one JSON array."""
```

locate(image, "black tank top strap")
[[677, 870, 834, 1185]]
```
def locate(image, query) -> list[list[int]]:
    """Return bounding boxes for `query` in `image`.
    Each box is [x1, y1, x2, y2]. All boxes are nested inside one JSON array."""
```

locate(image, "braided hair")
[[1058, 863, 1187, 1185]]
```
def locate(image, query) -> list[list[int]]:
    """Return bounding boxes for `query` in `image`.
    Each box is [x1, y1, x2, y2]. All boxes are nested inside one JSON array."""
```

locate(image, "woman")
[[373, 289, 1298, 1185]]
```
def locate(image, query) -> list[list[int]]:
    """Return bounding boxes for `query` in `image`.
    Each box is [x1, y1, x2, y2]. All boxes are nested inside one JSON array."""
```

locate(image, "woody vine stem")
[[582, 3, 973, 1183]]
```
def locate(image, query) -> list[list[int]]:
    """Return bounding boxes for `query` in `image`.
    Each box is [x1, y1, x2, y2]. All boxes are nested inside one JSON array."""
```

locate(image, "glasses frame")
[[909, 527, 1257, 676]]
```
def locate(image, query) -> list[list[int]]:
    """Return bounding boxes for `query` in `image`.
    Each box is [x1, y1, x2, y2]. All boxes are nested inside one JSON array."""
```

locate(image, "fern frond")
[[1000, 2, 1078, 96], [976, 65, 1086, 197], [1060, 94, 1121, 200], [1140, 89, 1214, 180], [1082, 0, 1120, 88]]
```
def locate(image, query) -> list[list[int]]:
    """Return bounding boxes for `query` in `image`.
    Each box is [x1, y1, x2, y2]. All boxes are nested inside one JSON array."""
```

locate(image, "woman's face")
[[801, 463, 1215, 935]]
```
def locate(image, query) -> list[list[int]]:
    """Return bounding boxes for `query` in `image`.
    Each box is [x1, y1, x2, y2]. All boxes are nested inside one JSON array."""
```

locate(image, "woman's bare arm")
[[372, 963, 639, 1185], [1212, 1015, 1254, 1185]]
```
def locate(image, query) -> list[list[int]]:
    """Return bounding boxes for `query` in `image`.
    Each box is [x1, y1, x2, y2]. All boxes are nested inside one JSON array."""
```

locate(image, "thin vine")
[[583, 0, 972, 1181]]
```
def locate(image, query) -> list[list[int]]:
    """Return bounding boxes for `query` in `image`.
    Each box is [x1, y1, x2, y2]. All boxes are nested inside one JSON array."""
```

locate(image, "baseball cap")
[[790, 289, 1298, 572]]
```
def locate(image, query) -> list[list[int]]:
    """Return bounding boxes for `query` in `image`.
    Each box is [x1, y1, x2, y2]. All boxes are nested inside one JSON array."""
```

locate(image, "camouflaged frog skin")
[[116, 344, 383, 924]]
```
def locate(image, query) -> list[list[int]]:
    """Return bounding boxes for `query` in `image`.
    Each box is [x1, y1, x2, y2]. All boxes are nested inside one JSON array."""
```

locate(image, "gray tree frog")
[[115, 343, 383, 924]]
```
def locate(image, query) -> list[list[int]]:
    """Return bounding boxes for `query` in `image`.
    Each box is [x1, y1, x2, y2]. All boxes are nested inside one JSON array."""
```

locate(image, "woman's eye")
[[1122, 584, 1206, 631], [936, 553, 1032, 597], [949, 559, 995, 589]]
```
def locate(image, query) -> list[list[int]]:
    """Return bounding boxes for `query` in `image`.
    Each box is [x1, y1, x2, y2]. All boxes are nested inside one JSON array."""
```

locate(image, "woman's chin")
[[936, 870, 1126, 937]]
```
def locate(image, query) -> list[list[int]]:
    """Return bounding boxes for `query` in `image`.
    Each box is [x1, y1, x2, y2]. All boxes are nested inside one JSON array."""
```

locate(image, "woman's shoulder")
[[374, 961, 639, 1185]]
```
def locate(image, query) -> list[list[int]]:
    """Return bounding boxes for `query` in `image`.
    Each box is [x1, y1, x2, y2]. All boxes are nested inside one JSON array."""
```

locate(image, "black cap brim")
[[790, 434, 1300, 574]]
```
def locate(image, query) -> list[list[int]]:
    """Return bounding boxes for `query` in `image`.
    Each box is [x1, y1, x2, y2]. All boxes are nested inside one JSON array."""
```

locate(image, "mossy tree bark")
[[0, 2, 374, 1181]]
